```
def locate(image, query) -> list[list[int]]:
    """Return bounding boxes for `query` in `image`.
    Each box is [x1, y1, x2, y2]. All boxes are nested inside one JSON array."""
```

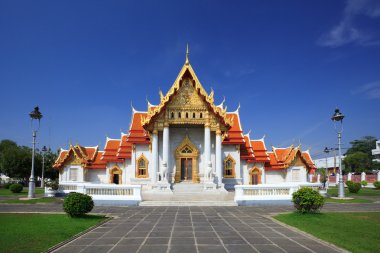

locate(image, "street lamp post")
[[41, 145, 47, 188], [323, 147, 330, 189], [28, 107, 43, 199], [331, 108, 345, 199]]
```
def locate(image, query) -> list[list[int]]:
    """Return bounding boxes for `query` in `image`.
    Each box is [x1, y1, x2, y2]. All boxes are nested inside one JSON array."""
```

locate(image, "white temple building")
[[53, 49, 317, 194]]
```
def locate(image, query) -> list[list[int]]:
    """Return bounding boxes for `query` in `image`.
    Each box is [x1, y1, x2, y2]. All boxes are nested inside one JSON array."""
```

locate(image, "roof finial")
[[185, 44, 189, 65]]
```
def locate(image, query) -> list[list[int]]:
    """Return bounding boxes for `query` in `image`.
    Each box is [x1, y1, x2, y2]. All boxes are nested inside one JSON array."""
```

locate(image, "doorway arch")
[[249, 167, 261, 185], [174, 136, 199, 183], [109, 166, 122, 184]]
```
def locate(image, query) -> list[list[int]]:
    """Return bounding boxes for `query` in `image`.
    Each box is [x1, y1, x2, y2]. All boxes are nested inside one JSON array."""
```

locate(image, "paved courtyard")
[[55, 206, 348, 253], [2, 203, 380, 253]]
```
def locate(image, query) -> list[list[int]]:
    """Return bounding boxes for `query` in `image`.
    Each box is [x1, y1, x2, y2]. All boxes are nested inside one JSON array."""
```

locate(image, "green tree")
[[343, 152, 371, 172], [345, 136, 377, 155], [343, 136, 378, 172]]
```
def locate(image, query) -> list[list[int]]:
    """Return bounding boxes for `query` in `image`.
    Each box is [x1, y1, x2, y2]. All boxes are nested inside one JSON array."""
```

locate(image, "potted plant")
[[45, 181, 59, 197]]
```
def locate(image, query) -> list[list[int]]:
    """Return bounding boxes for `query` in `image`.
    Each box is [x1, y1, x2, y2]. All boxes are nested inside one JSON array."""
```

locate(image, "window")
[[200, 113, 203, 118], [193, 112, 196, 118], [171, 112, 174, 118], [178, 112, 181, 118], [224, 155, 235, 178], [186, 112, 188, 118], [69, 168, 78, 181], [250, 168, 261, 185], [181, 146, 193, 154], [137, 154, 149, 178]]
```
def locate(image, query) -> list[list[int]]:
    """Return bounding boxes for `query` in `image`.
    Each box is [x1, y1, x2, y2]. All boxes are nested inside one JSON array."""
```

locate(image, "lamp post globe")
[[331, 108, 345, 198], [41, 145, 47, 188], [28, 106, 43, 199]]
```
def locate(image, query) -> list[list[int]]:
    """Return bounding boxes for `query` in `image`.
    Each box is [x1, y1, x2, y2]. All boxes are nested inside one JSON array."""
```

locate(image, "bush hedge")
[[346, 180, 361, 193], [374, 181, 380, 189], [292, 187, 325, 213], [361, 180, 368, 187], [4, 183, 12, 189], [63, 192, 94, 217], [9, 184, 23, 193]]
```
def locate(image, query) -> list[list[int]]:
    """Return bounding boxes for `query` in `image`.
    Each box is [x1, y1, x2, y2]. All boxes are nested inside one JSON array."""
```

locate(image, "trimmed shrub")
[[292, 187, 325, 213], [347, 182, 361, 193], [63, 192, 94, 217], [9, 184, 23, 193], [373, 181, 380, 189], [4, 183, 12, 189], [46, 181, 59, 190], [361, 180, 368, 187]]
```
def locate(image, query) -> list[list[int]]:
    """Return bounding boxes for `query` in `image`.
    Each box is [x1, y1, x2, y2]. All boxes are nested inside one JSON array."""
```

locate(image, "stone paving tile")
[[0, 205, 361, 253], [109, 245, 140, 253], [197, 245, 227, 253], [169, 245, 197, 253], [81, 245, 113, 253], [225, 244, 256, 253], [196, 237, 221, 245]]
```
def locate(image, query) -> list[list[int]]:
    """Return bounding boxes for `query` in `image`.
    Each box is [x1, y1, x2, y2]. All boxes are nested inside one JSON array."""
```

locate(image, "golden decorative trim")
[[136, 154, 149, 178], [109, 166, 122, 184], [224, 154, 236, 178], [141, 62, 233, 130], [174, 136, 200, 183], [249, 167, 261, 185]]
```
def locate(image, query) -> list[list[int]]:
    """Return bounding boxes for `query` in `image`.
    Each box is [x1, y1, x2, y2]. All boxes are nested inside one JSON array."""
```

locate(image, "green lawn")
[[0, 213, 106, 253], [327, 186, 380, 197], [0, 197, 62, 204], [0, 187, 45, 196], [325, 198, 374, 203], [275, 212, 380, 253]]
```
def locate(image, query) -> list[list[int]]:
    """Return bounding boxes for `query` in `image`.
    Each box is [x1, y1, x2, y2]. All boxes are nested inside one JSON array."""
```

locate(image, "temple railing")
[[234, 182, 322, 202], [52, 183, 142, 204]]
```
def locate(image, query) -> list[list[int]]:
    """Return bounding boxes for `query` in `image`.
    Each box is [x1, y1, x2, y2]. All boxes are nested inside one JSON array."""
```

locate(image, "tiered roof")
[[53, 48, 316, 172], [53, 145, 106, 169]]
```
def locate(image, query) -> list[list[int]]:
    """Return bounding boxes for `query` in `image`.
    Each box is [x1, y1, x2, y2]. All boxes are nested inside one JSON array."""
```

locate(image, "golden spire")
[[185, 44, 189, 65]]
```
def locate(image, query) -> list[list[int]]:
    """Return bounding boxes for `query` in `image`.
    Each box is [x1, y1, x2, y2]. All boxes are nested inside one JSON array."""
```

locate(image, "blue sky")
[[0, 0, 379, 159]]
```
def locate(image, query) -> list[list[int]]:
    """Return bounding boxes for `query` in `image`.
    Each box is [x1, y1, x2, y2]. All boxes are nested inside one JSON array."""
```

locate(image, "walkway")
[[3, 203, 380, 252]]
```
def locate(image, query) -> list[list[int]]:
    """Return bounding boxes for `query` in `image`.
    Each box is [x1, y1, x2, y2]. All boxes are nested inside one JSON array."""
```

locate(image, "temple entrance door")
[[113, 174, 119, 184], [175, 136, 199, 183], [251, 174, 259, 185], [181, 158, 193, 181], [249, 168, 261, 185]]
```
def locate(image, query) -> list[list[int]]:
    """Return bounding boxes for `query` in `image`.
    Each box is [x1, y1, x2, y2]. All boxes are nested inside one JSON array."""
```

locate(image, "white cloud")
[[351, 80, 380, 99], [318, 0, 380, 47]]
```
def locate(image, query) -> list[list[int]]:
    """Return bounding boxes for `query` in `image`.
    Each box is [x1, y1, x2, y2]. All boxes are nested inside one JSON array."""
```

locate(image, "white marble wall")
[[265, 170, 286, 184], [285, 166, 308, 183], [86, 170, 107, 184]]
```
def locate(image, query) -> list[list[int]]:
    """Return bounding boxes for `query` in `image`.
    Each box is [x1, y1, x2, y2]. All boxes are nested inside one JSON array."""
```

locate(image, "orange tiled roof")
[[240, 134, 255, 161], [116, 133, 133, 159], [85, 151, 107, 169], [222, 112, 245, 145], [53, 144, 106, 169], [127, 111, 150, 144], [265, 145, 316, 172], [251, 139, 270, 162], [101, 138, 121, 162]]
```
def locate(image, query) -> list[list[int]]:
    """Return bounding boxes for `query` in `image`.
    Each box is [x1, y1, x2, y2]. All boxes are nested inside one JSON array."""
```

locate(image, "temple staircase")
[[139, 182, 236, 206]]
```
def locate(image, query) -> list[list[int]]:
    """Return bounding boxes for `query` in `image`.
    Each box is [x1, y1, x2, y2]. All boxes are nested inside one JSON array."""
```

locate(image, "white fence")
[[234, 182, 322, 204], [47, 183, 142, 205]]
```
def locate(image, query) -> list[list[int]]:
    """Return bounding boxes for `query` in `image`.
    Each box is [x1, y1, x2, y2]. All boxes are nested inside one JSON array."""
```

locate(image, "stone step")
[[172, 183, 204, 193], [139, 201, 237, 206]]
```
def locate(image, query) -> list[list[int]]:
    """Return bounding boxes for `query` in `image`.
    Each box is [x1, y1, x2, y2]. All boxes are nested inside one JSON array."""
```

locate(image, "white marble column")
[[261, 169, 266, 184], [215, 129, 222, 186], [204, 123, 211, 166], [151, 130, 158, 183], [162, 124, 169, 167]]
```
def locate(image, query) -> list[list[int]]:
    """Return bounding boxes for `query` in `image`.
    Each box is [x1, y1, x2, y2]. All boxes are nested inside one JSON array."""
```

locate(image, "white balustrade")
[[54, 183, 142, 204], [234, 182, 322, 202]]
